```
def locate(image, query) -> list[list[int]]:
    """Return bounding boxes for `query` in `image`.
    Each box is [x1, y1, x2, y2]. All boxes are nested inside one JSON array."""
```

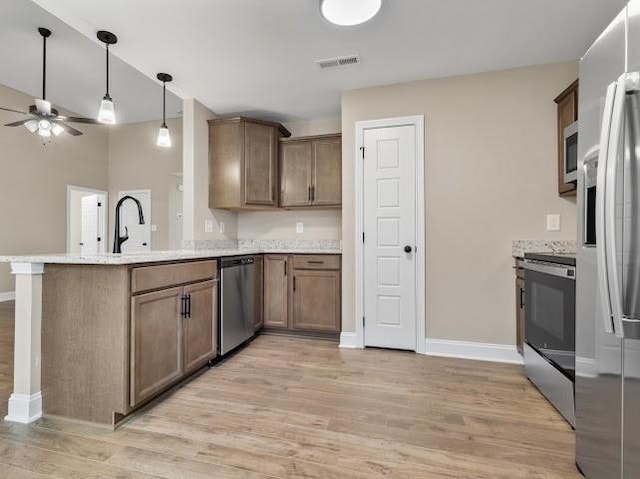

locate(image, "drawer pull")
[[307, 261, 324, 265]]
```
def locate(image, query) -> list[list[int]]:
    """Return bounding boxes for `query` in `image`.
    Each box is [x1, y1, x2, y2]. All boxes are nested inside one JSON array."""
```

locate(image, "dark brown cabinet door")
[[264, 255, 288, 328], [254, 256, 264, 330], [131, 287, 184, 407], [280, 141, 313, 207], [183, 280, 218, 375], [244, 122, 277, 206], [555, 81, 578, 197], [292, 270, 341, 332], [312, 137, 342, 206]]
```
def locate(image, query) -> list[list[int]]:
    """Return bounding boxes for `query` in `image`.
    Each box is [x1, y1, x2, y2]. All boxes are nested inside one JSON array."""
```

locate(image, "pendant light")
[[320, 0, 382, 26], [97, 30, 117, 124], [156, 73, 173, 148]]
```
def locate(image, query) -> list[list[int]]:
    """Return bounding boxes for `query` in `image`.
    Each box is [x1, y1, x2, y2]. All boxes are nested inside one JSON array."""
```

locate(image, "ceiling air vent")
[[315, 54, 361, 70]]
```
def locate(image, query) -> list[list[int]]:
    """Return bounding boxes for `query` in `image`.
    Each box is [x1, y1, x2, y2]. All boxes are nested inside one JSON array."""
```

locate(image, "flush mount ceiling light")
[[320, 0, 382, 26], [156, 73, 173, 148], [97, 30, 117, 124]]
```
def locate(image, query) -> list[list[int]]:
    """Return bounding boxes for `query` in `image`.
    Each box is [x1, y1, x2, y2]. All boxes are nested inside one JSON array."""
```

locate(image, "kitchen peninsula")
[[0, 245, 341, 427]]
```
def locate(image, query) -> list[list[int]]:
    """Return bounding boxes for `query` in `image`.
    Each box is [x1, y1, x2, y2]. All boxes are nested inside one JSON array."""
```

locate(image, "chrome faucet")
[[113, 195, 145, 253]]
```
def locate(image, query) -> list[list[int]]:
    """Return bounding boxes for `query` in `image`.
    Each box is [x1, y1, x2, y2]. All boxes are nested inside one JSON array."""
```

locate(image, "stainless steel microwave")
[[563, 121, 578, 183]]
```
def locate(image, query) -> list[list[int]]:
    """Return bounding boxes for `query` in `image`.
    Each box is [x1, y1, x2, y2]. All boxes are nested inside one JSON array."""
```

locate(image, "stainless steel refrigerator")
[[576, 1, 640, 477]]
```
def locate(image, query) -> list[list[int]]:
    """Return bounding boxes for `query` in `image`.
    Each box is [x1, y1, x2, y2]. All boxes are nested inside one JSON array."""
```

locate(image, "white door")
[[363, 125, 417, 350], [80, 194, 99, 254], [118, 190, 151, 253]]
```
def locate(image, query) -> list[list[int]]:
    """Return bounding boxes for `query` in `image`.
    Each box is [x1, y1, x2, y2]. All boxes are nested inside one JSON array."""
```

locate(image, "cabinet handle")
[[311, 186, 315, 202], [187, 294, 192, 319], [293, 276, 296, 291], [308, 260, 324, 265], [284, 260, 287, 276], [308, 186, 311, 202], [519, 288, 525, 309], [181, 295, 187, 318]]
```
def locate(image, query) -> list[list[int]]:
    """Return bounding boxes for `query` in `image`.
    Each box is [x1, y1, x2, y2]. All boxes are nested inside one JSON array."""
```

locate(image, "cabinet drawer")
[[131, 260, 218, 294], [292, 255, 340, 270]]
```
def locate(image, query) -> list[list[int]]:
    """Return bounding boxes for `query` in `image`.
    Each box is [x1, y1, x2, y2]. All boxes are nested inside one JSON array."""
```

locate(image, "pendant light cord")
[[42, 34, 46, 100], [105, 44, 110, 97], [162, 81, 166, 127]]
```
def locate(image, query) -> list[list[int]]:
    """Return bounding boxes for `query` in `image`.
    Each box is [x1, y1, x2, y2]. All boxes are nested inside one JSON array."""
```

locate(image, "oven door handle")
[[524, 261, 575, 279], [596, 80, 618, 335]]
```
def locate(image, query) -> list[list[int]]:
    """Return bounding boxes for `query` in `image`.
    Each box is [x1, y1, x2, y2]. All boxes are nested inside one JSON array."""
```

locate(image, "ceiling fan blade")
[[0, 106, 29, 115], [56, 122, 83, 136], [4, 119, 29, 127], [61, 116, 100, 125]]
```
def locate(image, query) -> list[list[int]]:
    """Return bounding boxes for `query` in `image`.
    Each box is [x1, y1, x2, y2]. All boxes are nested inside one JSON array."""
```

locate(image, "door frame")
[[66, 185, 109, 254], [354, 115, 426, 353]]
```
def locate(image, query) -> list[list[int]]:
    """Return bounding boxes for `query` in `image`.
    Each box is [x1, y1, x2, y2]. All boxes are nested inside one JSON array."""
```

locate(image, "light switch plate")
[[204, 220, 213, 233], [151, 224, 157, 232], [296, 222, 304, 234], [546, 214, 561, 232]]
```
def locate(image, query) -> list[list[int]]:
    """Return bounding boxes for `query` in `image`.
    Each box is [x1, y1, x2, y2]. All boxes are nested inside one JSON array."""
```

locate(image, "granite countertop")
[[0, 248, 342, 266], [512, 239, 576, 258]]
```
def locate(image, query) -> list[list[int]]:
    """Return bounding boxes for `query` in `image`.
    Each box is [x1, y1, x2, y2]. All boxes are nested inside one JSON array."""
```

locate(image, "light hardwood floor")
[[0, 301, 580, 478]]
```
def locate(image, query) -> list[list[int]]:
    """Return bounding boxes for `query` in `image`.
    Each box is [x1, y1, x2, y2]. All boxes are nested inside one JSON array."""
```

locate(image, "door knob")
[[404, 245, 412, 253]]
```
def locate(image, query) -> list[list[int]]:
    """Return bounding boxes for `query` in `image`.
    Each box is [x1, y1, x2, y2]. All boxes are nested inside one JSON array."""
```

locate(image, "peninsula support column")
[[5, 262, 44, 423]]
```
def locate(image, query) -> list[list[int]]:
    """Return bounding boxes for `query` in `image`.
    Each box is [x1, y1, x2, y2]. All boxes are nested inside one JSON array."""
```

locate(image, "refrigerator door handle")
[[596, 81, 618, 334], [604, 73, 628, 338]]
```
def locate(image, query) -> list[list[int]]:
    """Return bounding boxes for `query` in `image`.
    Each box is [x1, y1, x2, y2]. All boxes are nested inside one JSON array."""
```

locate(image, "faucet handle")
[[120, 226, 129, 242]]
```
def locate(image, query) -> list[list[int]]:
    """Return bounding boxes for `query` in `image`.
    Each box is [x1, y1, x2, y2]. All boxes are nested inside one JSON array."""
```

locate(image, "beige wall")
[[235, 117, 343, 240], [107, 118, 183, 251], [0, 83, 109, 292], [341, 61, 579, 345], [182, 99, 238, 245]]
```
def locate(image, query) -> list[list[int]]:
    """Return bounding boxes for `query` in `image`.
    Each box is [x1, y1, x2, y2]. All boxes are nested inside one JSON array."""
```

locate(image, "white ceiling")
[[0, 0, 182, 124], [11, 0, 626, 123]]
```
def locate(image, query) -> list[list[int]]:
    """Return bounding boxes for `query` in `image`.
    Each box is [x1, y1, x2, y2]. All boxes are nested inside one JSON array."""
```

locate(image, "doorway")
[[66, 186, 108, 255], [355, 116, 425, 352]]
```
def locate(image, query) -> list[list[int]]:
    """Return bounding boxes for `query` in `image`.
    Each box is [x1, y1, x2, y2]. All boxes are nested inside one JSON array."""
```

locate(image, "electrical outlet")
[[296, 222, 304, 234], [546, 214, 561, 232], [219, 222, 225, 234], [204, 220, 213, 233], [151, 224, 157, 232]]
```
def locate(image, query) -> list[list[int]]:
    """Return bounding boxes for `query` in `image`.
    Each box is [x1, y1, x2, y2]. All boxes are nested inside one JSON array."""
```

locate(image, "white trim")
[[66, 185, 109, 254], [0, 291, 15, 302], [422, 338, 523, 365], [11, 262, 44, 275], [354, 115, 426, 352], [4, 392, 43, 424], [339, 332, 359, 349]]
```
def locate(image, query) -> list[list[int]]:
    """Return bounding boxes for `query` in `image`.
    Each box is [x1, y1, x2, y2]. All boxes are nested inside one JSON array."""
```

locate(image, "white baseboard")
[[339, 332, 361, 349], [0, 291, 15, 302], [4, 392, 42, 424], [423, 338, 523, 365]]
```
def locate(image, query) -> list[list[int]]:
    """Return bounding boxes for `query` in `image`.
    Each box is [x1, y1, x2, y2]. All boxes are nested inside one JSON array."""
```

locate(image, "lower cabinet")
[[264, 255, 289, 328], [263, 254, 341, 334], [130, 276, 218, 408], [292, 269, 341, 332]]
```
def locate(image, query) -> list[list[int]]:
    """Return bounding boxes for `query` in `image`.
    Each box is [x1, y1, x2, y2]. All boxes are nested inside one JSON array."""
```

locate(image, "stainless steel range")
[[523, 252, 576, 427]]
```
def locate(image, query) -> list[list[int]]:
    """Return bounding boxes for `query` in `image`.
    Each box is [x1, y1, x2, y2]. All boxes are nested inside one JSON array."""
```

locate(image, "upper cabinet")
[[554, 80, 579, 197], [279, 134, 342, 208], [209, 117, 291, 210]]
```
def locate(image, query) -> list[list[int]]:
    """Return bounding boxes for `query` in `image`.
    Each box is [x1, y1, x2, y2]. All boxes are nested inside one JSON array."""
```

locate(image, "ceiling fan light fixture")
[[96, 30, 118, 124], [24, 120, 38, 133], [52, 123, 64, 136], [320, 0, 381, 26], [156, 72, 173, 148], [98, 95, 116, 124]]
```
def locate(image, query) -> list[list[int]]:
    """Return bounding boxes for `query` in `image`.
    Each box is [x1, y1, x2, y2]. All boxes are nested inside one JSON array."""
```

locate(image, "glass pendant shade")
[[157, 124, 171, 148], [320, 0, 381, 26], [98, 96, 116, 124]]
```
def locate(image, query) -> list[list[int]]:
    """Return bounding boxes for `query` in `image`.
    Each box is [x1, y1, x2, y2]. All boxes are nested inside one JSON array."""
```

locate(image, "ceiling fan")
[[0, 27, 100, 138]]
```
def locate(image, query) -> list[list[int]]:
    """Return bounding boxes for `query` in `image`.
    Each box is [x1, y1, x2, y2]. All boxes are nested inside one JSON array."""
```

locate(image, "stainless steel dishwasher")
[[219, 255, 255, 356]]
